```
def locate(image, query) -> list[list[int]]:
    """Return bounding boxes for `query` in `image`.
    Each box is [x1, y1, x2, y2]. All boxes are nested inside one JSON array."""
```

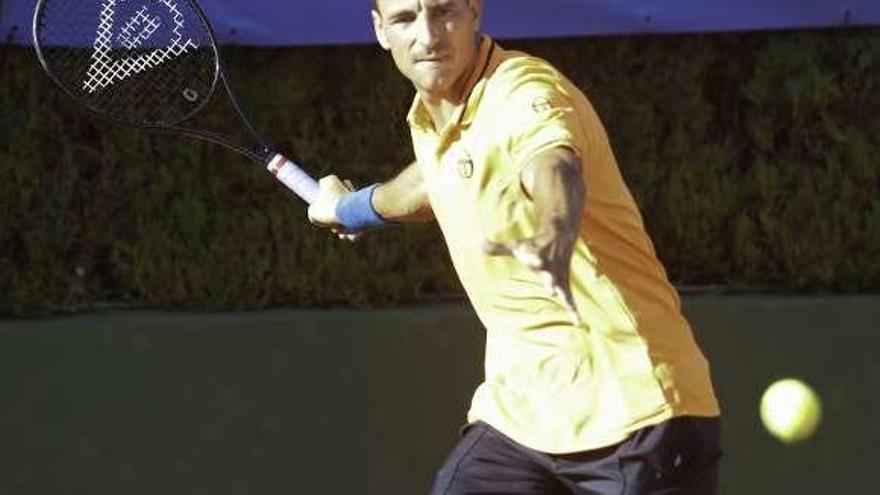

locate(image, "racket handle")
[[266, 154, 319, 205]]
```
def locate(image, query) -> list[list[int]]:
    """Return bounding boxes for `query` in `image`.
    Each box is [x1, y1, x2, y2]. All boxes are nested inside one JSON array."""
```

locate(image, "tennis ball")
[[759, 378, 822, 444]]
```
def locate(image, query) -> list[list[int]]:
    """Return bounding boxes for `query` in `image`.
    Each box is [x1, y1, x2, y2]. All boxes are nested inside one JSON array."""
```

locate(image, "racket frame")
[[31, 0, 291, 170]]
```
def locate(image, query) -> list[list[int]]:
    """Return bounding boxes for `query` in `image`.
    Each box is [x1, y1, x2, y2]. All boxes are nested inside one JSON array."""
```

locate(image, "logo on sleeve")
[[530, 96, 554, 114]]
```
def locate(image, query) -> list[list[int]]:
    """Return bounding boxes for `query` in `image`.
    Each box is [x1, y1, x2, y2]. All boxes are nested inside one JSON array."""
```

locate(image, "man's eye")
[[390, 13, 416, 24]]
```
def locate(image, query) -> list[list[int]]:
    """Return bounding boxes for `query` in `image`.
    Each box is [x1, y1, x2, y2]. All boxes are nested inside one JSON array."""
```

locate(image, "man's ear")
[[372, 10, 391, 50], [468, 0, 483, 31]]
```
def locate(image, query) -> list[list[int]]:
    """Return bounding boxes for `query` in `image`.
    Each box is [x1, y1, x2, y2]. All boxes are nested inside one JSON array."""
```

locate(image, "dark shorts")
[[429, 416, 722, 495]]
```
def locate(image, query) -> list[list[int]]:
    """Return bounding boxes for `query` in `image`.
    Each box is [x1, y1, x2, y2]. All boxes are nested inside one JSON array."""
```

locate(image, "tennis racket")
[[32, 0, 319, 204]]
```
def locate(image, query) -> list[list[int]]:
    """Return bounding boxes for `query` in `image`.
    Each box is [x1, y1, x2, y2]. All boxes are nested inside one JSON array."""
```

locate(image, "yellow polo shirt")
[[407, 36, 720, 454]]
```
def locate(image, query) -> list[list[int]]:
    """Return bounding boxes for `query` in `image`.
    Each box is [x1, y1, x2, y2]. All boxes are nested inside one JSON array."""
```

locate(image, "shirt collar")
[[406, 35, 499, 134]]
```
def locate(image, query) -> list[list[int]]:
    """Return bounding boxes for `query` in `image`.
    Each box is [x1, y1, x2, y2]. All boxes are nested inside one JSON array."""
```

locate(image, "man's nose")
[[414, 12, 443, 49]]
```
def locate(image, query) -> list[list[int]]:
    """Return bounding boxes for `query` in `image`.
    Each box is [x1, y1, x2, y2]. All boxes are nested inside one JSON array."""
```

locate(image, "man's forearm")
[[524, 147, 585, 241], [372, 160, 435, 223], [482, 146, 586, 324]]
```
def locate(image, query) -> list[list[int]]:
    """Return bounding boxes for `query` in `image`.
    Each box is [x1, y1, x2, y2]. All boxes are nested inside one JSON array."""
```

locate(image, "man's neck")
[[419, 37, 483, 132], [419, 94, 462, 133]]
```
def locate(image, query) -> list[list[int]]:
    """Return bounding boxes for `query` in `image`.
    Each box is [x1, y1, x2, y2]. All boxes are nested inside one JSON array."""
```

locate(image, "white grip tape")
[[266, 154, 319, 205]]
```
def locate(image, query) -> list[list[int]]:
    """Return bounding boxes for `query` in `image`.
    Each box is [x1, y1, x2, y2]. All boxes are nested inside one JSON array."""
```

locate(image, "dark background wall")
[[1, 295, 878, 494], [2, 29, 879, 316]]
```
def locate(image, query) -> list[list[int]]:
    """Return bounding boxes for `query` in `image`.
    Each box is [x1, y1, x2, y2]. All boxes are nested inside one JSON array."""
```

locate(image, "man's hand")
[[307, 175, 360, 241], [483, 227, 582, 326], [484, 146, 585, 326]]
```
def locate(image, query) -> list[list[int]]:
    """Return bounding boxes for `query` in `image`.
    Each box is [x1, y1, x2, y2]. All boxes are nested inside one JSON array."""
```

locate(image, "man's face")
[[372, 0, 482, 101]]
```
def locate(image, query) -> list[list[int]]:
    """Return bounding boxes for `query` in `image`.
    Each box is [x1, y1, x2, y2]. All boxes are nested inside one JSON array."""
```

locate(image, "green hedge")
[[1, 29, 878, 315]]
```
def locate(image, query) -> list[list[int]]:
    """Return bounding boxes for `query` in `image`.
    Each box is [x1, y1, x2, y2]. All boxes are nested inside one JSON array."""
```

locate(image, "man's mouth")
[[416, 55, 449, 63]]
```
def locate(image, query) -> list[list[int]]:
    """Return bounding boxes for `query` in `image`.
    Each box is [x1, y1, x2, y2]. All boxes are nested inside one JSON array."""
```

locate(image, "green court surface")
[[1, 295, 878, 494]]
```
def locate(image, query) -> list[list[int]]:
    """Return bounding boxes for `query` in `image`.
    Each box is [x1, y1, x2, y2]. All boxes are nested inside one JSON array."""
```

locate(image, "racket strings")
[[35, 0, 217, 127]]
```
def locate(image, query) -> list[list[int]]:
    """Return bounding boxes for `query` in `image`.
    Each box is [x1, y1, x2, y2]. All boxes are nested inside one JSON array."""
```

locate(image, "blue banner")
[[4, 0, 880, 46]]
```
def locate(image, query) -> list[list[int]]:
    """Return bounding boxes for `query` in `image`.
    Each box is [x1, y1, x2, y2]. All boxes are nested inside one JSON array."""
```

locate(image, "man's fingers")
[[482, 239, 515, 256], [317, 175, 341, 189], [540, 271, 556, 297], [310, 175, 356, 227], [513, 245, 544, 269], [307, 204, 329, 225], [318, 175, 351, 195], [556, 283, 578, 314], [483, 239, 545, 270], [542, 270, 581, 326], [484, 236, 581, 326], [552, 279, 582, 326]]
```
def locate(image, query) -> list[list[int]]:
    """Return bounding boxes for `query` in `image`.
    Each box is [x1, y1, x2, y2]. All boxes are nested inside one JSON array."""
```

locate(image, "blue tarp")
[[4, 0, 880, 46]]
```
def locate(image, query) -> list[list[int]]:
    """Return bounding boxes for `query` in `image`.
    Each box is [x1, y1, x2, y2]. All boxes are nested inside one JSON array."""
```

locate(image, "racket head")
[[32, 0, 220, 128]]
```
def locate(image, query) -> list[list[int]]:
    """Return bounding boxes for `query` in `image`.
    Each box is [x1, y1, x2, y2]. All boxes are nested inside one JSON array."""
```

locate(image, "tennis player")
[[309, 0, 722, 493]]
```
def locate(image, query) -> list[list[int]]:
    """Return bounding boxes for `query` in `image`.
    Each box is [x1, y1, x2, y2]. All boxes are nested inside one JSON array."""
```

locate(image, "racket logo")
[[83, 0, 198, 94], [182, 88, 199, 102], [118, 6, 161, 50]]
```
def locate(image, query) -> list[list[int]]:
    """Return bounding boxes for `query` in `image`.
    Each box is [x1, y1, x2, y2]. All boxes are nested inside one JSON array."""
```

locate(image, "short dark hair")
[[374, 0, 470, 14]]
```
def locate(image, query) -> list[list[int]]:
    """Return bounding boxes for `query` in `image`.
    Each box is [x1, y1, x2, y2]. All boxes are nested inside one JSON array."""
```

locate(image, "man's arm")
[[520, 146, 585, 249], [484, 146, 585, 323], [372, 160, 434, 223], [307, 160, 433, 234]]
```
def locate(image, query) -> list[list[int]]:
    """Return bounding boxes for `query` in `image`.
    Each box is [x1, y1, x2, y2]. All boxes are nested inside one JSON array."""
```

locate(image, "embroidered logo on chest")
[[445, 143, 474, 179]]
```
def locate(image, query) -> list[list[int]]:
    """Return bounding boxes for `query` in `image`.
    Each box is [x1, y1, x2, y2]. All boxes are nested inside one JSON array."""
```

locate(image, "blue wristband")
[[335, 184, 389, 231]]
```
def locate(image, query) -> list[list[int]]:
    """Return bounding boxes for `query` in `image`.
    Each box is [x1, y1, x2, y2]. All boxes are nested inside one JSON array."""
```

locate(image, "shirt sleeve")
[[499, 63, 586, 169]]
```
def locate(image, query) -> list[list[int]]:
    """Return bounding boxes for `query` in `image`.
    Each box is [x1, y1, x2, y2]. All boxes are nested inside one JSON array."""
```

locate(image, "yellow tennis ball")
[[760, 378, 822, 444]]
